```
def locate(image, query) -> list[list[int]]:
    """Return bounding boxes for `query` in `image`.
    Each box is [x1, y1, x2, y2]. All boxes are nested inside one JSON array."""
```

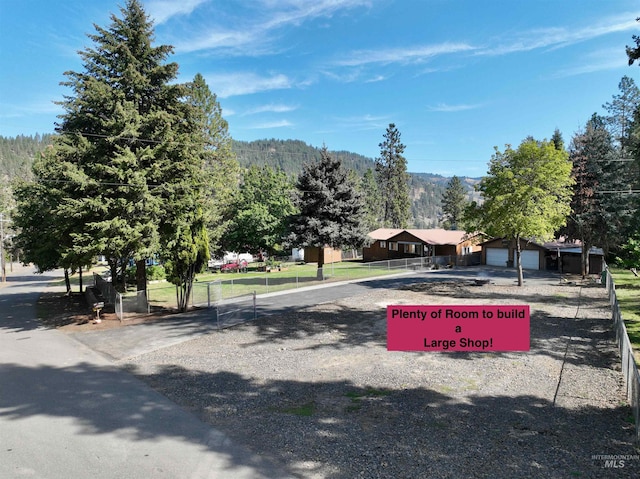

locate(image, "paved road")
[[69, 265, 563, 361], [0, 265, 292, 479]]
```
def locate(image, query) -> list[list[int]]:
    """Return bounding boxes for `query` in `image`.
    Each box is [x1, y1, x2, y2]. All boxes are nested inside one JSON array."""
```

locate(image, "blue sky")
[[1, 1, 639, 176]]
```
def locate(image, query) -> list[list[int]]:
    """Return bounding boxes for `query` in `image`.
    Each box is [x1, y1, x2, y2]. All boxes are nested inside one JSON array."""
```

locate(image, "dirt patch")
[[37, 291, 177, 332]]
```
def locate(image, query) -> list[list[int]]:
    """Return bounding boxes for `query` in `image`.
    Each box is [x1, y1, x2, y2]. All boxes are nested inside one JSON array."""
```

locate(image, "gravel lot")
[[122, 275, 638, 478]]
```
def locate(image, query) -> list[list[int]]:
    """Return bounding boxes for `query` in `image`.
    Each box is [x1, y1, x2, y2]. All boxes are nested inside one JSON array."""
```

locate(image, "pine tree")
[[564, 118, 612, 276], [187, 73, 239, 253], [375, 124, 411, 228], [50, 0, 185, 292], [441, 175, 468, 230], [287, 146, 368, 274], [360, 168, 383, 231], [603, 76, 640, 155], [551, 128, 565, 151]]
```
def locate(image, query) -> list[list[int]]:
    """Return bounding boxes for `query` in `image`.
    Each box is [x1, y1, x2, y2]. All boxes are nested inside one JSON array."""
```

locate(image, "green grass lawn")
[[58, 260, 410, 310], [148, 261, 403, 308], [610, 268, 640, 363]]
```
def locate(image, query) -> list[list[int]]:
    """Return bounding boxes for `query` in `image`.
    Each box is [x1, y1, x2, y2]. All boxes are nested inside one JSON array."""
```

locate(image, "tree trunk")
[[316, 247, 325, 280], [78, 267, 83, 294], [581, 243, 590, 279], [176, 264, 196, 312], [515, 236, 524, 286], [64, 269, 71, 295], [136, 259, 147, 311]]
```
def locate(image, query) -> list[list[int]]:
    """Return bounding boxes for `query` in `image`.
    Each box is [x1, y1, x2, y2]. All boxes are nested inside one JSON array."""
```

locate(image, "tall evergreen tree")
[[359, 168, 383, 231], [626, 17, 640, 66], [441, 175, 468, 230], [551, 128, 565, 151], [564, 118, 613, 276], [287, 146, 368, 274], [187, 73, 239, 252], [603, 76, 640, 156], [375, 124, 411, 228], [51, 0, 185, 292]]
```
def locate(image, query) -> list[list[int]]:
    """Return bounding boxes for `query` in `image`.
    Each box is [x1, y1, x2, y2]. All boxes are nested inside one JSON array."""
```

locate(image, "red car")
[[220, 260, 248, 273]]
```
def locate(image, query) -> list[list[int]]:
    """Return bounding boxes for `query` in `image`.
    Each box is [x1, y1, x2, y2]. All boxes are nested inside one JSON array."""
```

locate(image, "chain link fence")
[[99, 255, 474, 321]]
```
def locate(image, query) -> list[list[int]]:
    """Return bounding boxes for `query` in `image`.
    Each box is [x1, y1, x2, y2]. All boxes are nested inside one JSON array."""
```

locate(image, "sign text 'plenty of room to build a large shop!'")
[[387, 305, 530, 352]]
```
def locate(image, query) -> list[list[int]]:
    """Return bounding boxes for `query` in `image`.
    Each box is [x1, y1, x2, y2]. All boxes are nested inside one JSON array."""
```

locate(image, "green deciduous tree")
[[375, 124, 411, 228], [224, 165, 296, 256], [441, 175, 468, 230], [472, 138, 574, 285], [12, 147, 95, 293], [286, 146, 369, 274]]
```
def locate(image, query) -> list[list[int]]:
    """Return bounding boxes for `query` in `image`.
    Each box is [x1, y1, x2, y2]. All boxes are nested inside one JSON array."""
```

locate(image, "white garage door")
[[517, 250, 540, 270], [486, 248, 508, 267]]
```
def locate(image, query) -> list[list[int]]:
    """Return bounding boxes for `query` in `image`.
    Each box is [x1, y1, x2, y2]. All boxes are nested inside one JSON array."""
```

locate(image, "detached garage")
[[517, 250, 540, 270], [481, 238, 545, 270], [485, 247, 509, 267]]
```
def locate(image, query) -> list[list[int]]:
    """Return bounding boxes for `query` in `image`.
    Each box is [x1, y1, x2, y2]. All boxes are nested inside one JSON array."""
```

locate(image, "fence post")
[[253, 291, 257, 321]]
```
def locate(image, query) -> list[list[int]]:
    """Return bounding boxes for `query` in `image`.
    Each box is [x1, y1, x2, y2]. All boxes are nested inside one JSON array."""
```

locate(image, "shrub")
[[616, 234, 640, 269]]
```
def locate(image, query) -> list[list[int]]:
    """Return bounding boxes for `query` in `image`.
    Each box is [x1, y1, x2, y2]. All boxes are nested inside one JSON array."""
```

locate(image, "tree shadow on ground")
[[119, 365, 637, 479], [233, 282, 621, 371], [0, 361, 289, 477]]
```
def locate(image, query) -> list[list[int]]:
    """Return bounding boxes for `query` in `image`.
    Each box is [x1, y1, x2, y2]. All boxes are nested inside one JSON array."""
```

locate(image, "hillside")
[[232, 139, 480, 227], [0, 135, 480, 227]]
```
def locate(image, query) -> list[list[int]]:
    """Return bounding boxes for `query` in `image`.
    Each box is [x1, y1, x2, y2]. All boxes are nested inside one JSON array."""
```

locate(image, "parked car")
[[220, 260, 248, 273], [207, 258, 223, 271]]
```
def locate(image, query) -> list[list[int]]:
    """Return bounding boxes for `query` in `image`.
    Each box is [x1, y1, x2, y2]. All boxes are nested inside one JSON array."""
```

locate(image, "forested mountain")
[[1, 135, 479, 227], [232, 139, 480, 227], [0, 134, 54, 181], [0, 134, 55, 212]]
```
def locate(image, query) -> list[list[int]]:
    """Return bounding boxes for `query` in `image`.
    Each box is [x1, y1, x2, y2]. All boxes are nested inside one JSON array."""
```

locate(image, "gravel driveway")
[[121, 273, 638, 478]]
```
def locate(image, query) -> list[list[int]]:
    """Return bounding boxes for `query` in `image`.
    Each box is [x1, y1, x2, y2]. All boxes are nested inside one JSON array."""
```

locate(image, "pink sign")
[[387, 305, 530, 352]]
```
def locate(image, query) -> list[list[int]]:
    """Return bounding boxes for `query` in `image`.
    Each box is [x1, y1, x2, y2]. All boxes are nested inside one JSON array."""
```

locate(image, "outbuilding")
[[481, 237, 604, 273]]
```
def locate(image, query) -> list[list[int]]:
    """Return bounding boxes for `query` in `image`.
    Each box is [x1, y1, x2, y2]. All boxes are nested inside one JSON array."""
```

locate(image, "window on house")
[[389, 242, 398, 251], [380, 241, 386, 248], [405, 244, 416, 254]]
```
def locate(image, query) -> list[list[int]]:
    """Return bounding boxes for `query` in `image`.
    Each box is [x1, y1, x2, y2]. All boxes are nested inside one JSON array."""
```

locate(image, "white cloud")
[[335, 43, 476, 67], [334, 114, 390, 131], [250, 119, 294, 129], [550, 47, 629, 78], [243, 103, 299, 115], [173, 0, 371, 54], [427, 103, 483, 113], [478, 14, 639, 56], [147, 0, 208, 25], [204, 72, 293, 98]]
